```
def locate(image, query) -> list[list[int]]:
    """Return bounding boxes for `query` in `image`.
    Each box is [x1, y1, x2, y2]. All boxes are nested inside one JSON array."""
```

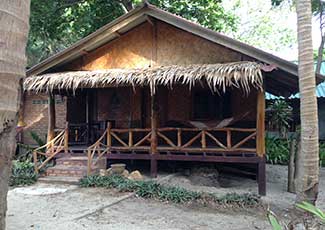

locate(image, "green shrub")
[[214, 193, 260, 206], [266, 136, 325, 167], [10, 160, 37, 186], [320, 142, 325, 167], [158, 185, 200, 203], [16, 131, 46, 162], [80, 175, 259, 206], [266, 135, 290, 165], [267, 99, 292, 137]]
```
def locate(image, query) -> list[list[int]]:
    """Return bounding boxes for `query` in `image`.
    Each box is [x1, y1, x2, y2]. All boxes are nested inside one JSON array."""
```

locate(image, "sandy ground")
[[5, 165, 325, 230]]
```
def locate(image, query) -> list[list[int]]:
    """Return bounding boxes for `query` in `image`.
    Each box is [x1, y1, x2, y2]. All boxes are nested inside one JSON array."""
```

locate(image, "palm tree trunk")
[[0, 1, 30, 229], [295, 0, 319, 204]]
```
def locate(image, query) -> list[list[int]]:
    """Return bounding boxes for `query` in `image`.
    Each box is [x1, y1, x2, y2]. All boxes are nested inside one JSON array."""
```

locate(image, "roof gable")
[[26, 2, 324, 96]]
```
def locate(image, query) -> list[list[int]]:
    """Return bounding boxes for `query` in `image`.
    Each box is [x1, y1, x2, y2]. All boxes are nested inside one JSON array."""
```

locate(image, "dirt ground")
[[5, 165, 325, 230]]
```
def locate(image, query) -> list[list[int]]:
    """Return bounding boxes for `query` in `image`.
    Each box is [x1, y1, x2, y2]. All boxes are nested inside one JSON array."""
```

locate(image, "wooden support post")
[[33, 151, 38, 174], [128, 130, 133, 147], [47, 93, 56, 151], [64, 122, 69, 154], [107, 121, 112, 147], [150, 92, 158, 177], [177, 128, 182, 148], [150, 155, 158, 178], [256, 90, 266, 157], [150, 93, 158, 154], [258, 157, 266, 196], [226, 130, 231, 149], [201, 130, 206, 148], [87, 149, 92, 176]]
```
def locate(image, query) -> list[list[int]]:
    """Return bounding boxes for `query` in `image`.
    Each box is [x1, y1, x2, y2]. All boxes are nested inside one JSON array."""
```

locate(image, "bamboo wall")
[[61, 21, 242, 71]]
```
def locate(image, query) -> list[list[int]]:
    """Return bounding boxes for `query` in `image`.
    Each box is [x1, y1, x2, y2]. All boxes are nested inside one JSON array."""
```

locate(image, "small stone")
[[128, 170, 143, 181], [99, 169, 107, 176], [122, 169, 129, 178], [106, 168, 113, 176]]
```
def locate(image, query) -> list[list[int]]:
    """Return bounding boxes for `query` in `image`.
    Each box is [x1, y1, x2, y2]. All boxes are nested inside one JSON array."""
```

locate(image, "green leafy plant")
[[214, 193, 260, 207], [268, 202, 325, 230], [296, 202, 325, 221], [267, 99, 292, 137], [30, 131, 46, 147], [16, 131, 46, 162], [268, 210, 284, 230], [265, 135, 290, 165], [319, 142, 325, 167], [80, 175, 259, 206], [10, 160, 37, 186]]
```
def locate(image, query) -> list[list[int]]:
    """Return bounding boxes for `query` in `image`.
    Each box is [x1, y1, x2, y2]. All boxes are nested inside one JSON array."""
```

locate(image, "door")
[[67, 91, 88, 145]]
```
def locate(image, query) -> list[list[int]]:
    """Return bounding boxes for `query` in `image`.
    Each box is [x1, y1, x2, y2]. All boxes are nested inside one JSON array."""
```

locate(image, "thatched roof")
[[24, 61, 264, 95]]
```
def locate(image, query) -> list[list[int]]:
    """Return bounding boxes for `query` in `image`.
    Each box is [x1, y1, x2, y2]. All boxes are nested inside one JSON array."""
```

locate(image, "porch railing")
[[33, 123, 69, 174], [86, 122, 257, 175], [107, 127, 257, 152]]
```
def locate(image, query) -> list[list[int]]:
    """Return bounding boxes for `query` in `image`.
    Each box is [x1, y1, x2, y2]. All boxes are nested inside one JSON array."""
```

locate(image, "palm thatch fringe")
[[24, 61, 264, 95]]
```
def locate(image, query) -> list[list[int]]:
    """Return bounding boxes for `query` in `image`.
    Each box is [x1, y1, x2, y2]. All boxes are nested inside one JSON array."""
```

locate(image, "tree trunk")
[[0, 1, 30, 229], [296, 0, 319, 204], [288, 138, 296, 193]]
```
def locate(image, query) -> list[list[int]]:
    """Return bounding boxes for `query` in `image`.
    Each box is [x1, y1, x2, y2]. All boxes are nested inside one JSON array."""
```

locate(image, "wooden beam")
[[256, 90, 265, 156], [64, 122, 69, 153], [150, 93, 158, 155], [47, 94, 56, 144], [150, 92, 159, 178]]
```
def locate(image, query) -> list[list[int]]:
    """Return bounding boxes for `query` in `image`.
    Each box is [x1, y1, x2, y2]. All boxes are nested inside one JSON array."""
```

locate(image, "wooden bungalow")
[[22, 2, 324, 195]]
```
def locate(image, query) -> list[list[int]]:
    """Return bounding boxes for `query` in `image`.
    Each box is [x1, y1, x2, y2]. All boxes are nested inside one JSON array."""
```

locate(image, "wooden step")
[[56, 156, 89, 167], [56, 155, 107, 167], [45, 165, 100, 177], [38, 176, 81, 185], [42, 154, 107, 180]]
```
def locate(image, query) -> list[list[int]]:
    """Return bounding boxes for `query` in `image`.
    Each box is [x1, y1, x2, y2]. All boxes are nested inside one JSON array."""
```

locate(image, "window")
[[192, 91, 231, 120]]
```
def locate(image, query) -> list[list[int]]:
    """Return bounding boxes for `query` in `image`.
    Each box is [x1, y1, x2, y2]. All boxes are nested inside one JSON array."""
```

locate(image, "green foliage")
[[297, 202, 325, 222], [319, 142, 325, 167], [267, 210, 283, 230], [265, 135, 290, 165], [267, 99, 292, 136], [28, 0, 237, 67], [16, 131, 46, 162], [149, 0, 238, 32], [268, 202, 325, 230], [29, 131, 46, 147], [214, 193, 260, 206], [10, 160, 37, 186], [158, 185, 200, 203], [79, 174, 259, 205], [266, 136, 325, 167], [226, 0, 296, 54]]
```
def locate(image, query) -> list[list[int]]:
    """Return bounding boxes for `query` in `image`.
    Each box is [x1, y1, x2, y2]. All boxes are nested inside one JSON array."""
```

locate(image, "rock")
[[128, 170, 143, 181], [106, 168, 113, 176], [122, 169, 129, 178], [99, 169, 107, 177]]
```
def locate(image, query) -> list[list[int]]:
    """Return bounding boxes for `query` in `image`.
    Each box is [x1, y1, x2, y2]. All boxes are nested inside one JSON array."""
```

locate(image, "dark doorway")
[[67, 90, 97, 145]]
